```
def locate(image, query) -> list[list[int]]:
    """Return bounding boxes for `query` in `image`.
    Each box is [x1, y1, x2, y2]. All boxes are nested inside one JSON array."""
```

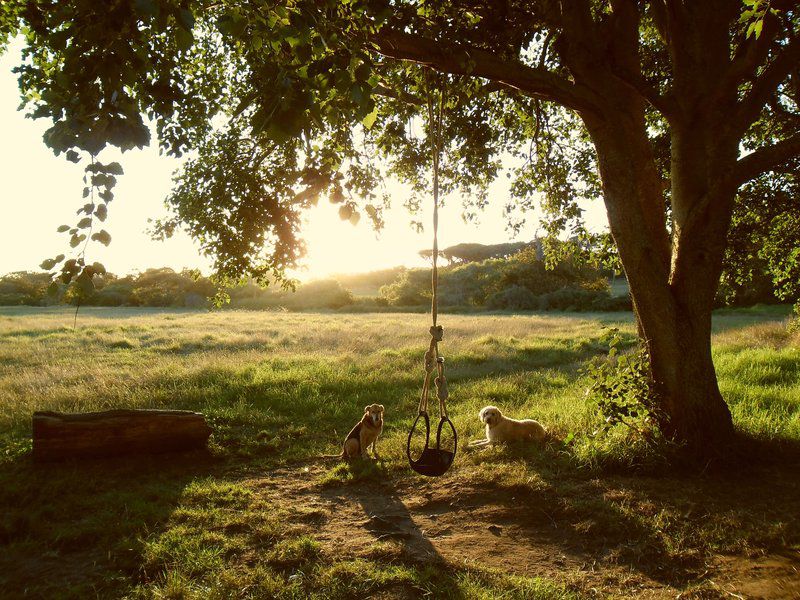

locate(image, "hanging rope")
[[407, 71, 457, 477]]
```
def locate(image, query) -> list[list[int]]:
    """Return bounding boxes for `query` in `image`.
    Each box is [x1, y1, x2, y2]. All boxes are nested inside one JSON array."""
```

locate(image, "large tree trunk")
[[580, 82, 736, 456], [645, 300, 733, 453]]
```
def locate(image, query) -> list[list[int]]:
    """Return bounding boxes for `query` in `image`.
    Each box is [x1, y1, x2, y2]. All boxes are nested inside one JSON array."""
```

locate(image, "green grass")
[[0, 306, 798, 598]]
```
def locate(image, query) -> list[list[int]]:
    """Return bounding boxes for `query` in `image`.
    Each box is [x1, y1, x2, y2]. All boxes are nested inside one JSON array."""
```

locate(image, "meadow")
[[1, 306, 798, 598]]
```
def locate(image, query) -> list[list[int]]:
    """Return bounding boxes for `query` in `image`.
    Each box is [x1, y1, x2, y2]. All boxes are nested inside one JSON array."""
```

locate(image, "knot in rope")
[[435, 374, 448, 401], [424, 348, 436, 373]]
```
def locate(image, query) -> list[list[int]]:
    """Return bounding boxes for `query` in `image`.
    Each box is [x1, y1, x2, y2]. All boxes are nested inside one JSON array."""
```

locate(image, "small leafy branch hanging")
[[39, 156, 122, 302], [740, 0, 794, 39], [582, 328, 660, 444]]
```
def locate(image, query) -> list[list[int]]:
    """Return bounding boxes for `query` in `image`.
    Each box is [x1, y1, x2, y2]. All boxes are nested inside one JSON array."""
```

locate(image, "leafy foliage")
[[583, 328, 659, 441], [3, 0, 800, 448], [720, 168, 800, 306], [789, 302, 800, 334], [1, 0, 797, 295], [379, 246, 625, 311], [421, 241, 538, 265]]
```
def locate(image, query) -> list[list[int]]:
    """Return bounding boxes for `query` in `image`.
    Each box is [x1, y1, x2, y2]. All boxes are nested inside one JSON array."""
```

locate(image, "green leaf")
[[95, 204, 108, 221], [746, 19, 764, 38], [338, 204, 353, 221], [330, 186, 345, 204], [176, 28, 194, 51], [178, 8, 195, 30], [92, 230, 112, 246], [104, 162, 124, 175], [65, 149, 80, 163], [134, 0, 158, 18], [354, 61, 371, 82], [361, 106, 379, 130], [57, 224, 70, 233], [75, 271, 95, 295], [77, 217, 93, 229]]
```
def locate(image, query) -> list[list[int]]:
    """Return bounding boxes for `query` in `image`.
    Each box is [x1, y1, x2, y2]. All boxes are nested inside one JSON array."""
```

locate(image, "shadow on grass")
[[0, 450, 216, 598], [116, 338, 613, 463], [319, 467, 447, 566], [462, 435, 800, 588]]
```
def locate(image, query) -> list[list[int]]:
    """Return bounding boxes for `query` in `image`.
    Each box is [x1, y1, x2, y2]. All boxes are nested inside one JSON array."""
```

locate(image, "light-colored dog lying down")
[[468, 405, 547, 447]]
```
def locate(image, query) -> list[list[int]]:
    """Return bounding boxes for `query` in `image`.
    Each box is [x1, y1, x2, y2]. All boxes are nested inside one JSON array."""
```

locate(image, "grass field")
[[1, 306, 799, 598]]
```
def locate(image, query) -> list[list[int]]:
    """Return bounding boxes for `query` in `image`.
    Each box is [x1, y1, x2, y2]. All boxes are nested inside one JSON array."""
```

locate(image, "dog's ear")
[[478, 406, 487, 420], [378, 404, 384, 412], [364, 405, 370, 413]]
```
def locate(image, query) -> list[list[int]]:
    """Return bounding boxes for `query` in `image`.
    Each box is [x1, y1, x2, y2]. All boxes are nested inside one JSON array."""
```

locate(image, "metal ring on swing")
[[406, 411, 458, 477]]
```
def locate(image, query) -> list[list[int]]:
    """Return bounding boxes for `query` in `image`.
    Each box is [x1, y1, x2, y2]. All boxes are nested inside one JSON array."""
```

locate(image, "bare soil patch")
[[250, 462, 800, 599]]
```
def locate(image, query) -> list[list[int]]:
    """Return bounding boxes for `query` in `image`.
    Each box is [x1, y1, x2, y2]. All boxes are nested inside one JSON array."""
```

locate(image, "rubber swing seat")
[[407, 412, 457, 477]]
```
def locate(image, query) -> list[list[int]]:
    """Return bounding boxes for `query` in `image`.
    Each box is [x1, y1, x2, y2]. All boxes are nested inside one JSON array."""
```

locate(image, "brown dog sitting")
[[341, 404, 384, 460]]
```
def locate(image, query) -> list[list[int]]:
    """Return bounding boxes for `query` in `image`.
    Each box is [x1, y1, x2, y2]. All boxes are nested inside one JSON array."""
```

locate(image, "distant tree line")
[[0, 250, 626, 312], [0, 268, 217, 308], [2, 235, 795, 311], [419, 241, 542, 265], [383, 246, 630, 311]]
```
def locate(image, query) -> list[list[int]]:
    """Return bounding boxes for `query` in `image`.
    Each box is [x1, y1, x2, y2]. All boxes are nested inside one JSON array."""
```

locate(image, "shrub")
[[789, 302, 800, 334], [379, 270, 429, 306], [485, 285, 539, 310], [229, 279, 353, 310], [590, 294, 633, 312], [379, 249, 611, 310], [0, 271, 53, 305], [537, 288, 607, 311], [582, 328, 659, 442]]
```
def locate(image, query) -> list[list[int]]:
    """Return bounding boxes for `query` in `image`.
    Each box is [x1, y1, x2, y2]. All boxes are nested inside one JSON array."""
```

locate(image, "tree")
[[720, 166, 800, 305], [2, 1, 799, 456]]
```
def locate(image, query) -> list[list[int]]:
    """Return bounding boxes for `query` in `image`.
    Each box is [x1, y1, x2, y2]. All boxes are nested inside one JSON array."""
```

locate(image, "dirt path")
[[249, 463, 800, 599]]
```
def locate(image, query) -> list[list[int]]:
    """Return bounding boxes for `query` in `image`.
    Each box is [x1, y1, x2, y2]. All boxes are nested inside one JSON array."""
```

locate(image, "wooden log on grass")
[[32, 409, 212, 461]]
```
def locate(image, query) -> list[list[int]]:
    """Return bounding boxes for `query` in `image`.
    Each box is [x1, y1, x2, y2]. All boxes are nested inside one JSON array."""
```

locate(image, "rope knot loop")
[[429, 325, 443, 342], [435, 375, 448, 401], [424, 349, 436, 373]]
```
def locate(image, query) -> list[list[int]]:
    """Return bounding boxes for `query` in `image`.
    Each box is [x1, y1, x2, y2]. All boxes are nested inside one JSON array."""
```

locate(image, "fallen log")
[[32, 409, 212, 461]]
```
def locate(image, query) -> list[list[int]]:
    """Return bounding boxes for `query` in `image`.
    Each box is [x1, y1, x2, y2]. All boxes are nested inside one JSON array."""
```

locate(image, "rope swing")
[[406, 73, 458, 477]]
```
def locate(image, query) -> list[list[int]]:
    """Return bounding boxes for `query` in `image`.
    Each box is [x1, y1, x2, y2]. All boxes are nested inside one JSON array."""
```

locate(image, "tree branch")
[[732, 131, 800, 186], [369, 29, 599, 115], [734, 35, 800, 134], [604, 0, 677, 118], [373, 84, 423, 106], [723, 17, 777, 94]]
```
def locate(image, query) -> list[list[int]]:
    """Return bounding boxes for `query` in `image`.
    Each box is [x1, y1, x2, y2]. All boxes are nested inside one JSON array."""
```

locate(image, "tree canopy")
[[2, 0, 800, 454], [0, 2, 796, 284]]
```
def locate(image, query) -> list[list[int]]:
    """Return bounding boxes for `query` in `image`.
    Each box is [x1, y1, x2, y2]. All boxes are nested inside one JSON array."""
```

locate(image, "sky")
[[0, 41, 609, 281]]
